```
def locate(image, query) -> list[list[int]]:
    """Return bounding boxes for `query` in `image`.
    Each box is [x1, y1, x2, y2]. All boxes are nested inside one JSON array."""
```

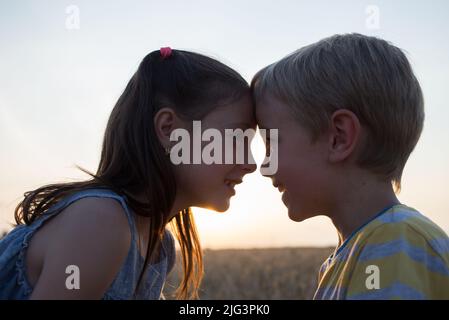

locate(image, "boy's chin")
[[288, 207, 314, 222]]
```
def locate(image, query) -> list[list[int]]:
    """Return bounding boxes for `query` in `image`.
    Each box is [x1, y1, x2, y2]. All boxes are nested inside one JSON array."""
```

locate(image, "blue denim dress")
[[0, 188, 176, 300]]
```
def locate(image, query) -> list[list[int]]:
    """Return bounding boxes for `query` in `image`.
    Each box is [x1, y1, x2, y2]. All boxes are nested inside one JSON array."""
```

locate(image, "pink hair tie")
[[160, 47, 172, 59]]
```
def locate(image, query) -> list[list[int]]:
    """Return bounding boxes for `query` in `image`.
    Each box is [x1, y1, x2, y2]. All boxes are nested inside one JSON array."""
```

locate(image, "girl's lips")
[[224, 179, 242, 195], [227, 186, 236, 195], [225, 183, 236, 195]]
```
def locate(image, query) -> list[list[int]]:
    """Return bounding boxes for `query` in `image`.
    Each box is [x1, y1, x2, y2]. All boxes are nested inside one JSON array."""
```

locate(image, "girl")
[[0, 47, 256, 299]]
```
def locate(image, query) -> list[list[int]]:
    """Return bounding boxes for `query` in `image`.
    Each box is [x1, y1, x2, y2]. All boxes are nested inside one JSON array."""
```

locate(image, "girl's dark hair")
[[14, 49, 249, 299]]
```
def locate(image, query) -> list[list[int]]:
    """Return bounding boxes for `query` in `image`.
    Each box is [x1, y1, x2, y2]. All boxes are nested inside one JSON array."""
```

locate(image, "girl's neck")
[[126, 188, 190, 221], [168, 191, 191, 220]]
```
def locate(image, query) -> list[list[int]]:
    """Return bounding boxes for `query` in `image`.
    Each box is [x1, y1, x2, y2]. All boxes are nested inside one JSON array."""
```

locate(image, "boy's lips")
[[273, 182, 286, 193], [281, 191, 289, 205]]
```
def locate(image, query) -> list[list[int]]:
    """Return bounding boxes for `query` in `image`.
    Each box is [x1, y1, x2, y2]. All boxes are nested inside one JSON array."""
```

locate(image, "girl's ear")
[[327, 109, 361, 163], [153, 107, 180, 147]]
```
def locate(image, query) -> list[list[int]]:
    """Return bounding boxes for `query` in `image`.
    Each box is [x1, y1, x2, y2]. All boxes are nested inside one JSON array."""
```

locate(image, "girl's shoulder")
[[33, 189, 134, 259], [25, 191, 134, 298], [42, 189, 134, 247], [43, 195, 132, 244]]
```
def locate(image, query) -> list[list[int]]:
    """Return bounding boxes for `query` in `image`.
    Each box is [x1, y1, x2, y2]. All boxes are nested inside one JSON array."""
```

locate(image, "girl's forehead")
[[202, 96, 256, 128]]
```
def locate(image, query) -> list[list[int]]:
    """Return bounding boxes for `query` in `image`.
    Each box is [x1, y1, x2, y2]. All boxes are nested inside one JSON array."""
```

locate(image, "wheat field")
[[0, 230, 333, 299], [163, 247, 333, 300]]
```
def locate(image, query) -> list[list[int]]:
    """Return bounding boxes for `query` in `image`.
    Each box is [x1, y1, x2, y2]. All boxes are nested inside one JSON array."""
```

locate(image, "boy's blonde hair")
[[252, 33, 424, 192]]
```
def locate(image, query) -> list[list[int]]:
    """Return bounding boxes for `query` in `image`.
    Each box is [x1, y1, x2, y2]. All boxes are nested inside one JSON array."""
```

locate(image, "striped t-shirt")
[[313, 204, 449, 299]]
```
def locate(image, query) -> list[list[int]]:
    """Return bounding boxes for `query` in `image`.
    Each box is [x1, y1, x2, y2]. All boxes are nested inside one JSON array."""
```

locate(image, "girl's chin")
[[212, 200, 231, 212], [198, 198, 231, 212]]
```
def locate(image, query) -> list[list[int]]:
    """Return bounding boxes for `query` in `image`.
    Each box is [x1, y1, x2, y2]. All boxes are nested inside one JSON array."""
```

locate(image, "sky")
[[1, 0, 449, 249]]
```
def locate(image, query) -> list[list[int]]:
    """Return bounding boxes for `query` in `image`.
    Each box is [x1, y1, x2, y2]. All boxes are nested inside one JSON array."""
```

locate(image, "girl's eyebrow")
[[226, 122, 254, 129], [257, 124, 270, 130]]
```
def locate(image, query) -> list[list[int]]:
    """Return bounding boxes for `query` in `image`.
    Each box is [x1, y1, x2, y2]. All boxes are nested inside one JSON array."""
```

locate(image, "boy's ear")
[[327, 109, 361, 163], [153, 107, 182, 147]]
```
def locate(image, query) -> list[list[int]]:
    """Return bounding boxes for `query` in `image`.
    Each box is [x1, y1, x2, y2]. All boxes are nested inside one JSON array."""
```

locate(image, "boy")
[[252, 33, 449, 299]]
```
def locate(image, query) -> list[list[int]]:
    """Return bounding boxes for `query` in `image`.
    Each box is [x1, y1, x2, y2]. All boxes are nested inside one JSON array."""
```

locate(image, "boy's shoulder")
[[341, 204, 449, 299], [354, 204, 449, 261]]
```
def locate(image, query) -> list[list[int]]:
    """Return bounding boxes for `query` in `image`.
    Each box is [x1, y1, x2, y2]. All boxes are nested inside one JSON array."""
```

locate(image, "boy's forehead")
[[255, 95, 286, 128]]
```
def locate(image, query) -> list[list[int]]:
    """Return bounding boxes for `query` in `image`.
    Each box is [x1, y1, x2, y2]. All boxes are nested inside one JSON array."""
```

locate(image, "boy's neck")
[[329, 178, 400, 247]]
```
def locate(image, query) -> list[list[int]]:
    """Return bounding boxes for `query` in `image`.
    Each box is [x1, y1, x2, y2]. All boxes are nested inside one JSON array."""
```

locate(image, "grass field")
[[163, 247, 334, 300]]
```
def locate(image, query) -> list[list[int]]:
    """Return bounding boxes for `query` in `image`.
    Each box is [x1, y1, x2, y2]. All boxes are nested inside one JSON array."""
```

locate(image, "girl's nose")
[[260, 165, 274, 178], [241, 162, 257, 174]]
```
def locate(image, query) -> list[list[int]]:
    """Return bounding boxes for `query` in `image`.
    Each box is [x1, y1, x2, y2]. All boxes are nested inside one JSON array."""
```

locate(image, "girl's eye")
[[265, 139, 271, 157]]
